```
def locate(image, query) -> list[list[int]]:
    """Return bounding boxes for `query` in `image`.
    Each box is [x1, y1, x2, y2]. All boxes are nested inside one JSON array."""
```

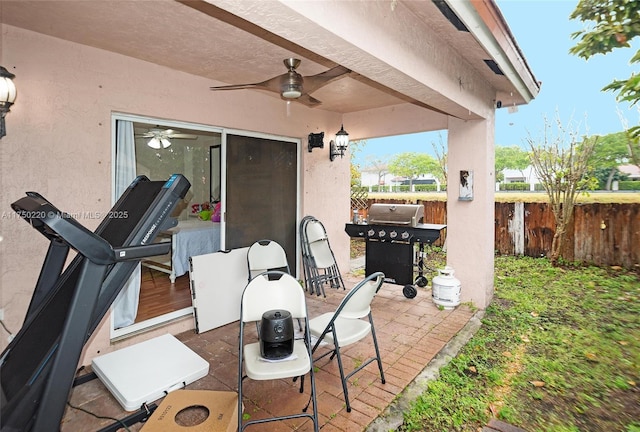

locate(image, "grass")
[[395, 255, 640, 432], [367, 191, 640, 204]]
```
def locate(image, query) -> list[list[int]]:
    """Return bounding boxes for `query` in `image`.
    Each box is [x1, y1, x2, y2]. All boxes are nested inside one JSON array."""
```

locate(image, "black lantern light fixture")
[[329, 124, 349, 161], [0, 66, 17, 139]]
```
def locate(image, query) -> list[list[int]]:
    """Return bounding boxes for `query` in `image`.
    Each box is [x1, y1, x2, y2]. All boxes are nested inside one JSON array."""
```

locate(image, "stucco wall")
[[0, 25, 351, 360], [447, 116, 496, 309]]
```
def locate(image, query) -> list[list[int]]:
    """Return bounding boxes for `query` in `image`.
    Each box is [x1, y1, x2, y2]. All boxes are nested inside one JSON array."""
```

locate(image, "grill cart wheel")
[[414, 275, 428, 288], [403, 285, 417, 298]]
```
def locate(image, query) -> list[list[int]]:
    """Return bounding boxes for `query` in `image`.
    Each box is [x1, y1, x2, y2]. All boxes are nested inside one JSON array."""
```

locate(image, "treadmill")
[[0, 174, 191, 432]]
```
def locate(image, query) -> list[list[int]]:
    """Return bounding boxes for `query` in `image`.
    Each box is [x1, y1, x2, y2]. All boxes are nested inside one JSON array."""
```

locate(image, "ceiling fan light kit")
[[137, 128, 198, 149], [281, 58, 303, 98], [282, 85, 302, 99]]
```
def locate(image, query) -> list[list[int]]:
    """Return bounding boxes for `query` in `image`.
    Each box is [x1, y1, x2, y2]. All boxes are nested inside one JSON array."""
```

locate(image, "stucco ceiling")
[[0, 0, 533, 115]]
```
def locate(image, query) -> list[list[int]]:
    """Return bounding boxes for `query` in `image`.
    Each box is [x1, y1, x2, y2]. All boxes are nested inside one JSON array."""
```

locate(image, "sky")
[[353, 0, 638, 167]]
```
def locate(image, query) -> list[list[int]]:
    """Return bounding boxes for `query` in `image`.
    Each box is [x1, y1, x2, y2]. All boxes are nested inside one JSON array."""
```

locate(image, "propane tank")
[[432, 266, 461, 309]]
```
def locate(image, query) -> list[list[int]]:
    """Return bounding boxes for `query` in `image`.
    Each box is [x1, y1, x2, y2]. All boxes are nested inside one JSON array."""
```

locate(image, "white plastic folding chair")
[[237, 271, 319, 432], [300, 216, 345, 296], [247, 239, 290, 281], [308, 272, 386, 412], [247, 239, 302, 331]]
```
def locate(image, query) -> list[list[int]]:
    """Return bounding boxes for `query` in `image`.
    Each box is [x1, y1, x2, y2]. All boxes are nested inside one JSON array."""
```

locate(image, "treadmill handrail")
[[113, 243, 171, 261], [11, 195, 116, 265]]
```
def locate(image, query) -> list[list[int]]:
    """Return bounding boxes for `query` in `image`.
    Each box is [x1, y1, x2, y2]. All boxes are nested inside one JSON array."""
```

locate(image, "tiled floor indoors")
[[61, 270, 475, 432]]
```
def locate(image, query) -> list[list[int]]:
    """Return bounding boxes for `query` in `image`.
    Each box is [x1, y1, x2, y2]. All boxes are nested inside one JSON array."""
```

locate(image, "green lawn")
[[397, 255, 640, 432]]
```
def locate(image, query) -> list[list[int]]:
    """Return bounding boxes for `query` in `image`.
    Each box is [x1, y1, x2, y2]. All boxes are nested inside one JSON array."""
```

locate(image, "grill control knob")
[[401, 231, 410, 240], [390, 230, 398, 239], [378, 230, 386, 238], [367, 229, 375, 237]]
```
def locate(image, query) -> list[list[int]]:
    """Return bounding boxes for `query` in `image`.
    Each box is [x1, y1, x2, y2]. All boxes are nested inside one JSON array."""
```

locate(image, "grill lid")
[[368, 204, 424, 226]]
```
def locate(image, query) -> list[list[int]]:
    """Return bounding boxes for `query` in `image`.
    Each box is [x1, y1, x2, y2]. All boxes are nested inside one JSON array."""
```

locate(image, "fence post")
[[508, 202, 525, 255]]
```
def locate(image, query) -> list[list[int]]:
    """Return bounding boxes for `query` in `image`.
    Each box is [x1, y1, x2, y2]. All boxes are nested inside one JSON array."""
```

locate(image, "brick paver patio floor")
[[62, 271, 475, 431]]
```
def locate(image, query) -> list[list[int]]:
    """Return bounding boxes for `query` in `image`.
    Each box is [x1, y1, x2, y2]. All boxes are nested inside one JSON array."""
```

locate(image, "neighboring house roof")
[[619, 164, 640, 179], [502, 166, 539, 183]]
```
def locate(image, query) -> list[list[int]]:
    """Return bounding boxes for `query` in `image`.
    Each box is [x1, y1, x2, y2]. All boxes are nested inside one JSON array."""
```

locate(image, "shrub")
[[618, 181, 640, 191], [414, 184, 439, 192], [500, 182, 530, 191]]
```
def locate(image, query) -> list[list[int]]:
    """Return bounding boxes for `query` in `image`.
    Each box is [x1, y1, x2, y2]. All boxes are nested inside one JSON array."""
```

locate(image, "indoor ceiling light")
[[147, 137, 171, 149]]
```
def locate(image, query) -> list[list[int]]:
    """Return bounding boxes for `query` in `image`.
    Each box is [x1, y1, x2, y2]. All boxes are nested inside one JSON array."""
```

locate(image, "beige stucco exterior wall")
[[0, 25, 351, 360]]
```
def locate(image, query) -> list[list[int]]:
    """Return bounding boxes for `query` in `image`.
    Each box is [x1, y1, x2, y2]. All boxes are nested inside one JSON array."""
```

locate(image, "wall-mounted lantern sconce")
[[329, 124, 349, 161], [0, 67, 17, 139], [308, 132, 324, 152]]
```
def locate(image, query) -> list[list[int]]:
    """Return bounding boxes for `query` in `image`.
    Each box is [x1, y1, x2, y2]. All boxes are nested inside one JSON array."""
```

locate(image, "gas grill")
[[345, 203, 446, 298]]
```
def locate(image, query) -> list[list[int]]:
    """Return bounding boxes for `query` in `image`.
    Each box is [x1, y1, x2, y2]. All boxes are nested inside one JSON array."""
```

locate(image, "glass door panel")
[[225, 134, 298, 271]]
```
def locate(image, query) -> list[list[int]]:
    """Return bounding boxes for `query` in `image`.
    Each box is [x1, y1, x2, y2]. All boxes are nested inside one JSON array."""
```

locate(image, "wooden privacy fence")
[[363, 198, 640, 269]]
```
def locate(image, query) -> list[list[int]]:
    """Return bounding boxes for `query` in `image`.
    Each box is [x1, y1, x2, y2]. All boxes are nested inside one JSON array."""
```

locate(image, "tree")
[[350, 163, 362, 187], [431, 133, 448, 185], [387, 152, 438, 189], [363, 156, 389, 186], [495, 145, 531, 183], [618, 110, 640, 167], [569, 0, 640, 162], [588, 131, 631, 189], [526, 117, 599, 265], [350, 139, 366, 187]]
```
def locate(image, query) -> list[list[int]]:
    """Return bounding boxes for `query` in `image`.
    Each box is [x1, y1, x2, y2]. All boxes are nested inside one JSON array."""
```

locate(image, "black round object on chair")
[[260, 309, 294, 360]]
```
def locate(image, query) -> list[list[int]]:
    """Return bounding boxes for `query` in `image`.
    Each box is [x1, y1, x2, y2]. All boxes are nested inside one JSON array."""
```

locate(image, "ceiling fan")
[[209, 58, 350, 107], [136, 128, 198, 149]]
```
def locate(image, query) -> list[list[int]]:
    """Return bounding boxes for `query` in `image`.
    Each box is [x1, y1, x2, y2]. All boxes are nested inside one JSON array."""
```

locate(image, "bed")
[[143, 218, 221, 282]]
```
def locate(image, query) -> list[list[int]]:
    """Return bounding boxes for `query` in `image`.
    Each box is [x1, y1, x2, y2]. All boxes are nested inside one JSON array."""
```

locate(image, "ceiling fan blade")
[[210, 73, 286, 94], [294, 93, 322, 107], [303, 65, 351, 94], [168, 133, 198, 139], [209, 83, 261, 91]]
